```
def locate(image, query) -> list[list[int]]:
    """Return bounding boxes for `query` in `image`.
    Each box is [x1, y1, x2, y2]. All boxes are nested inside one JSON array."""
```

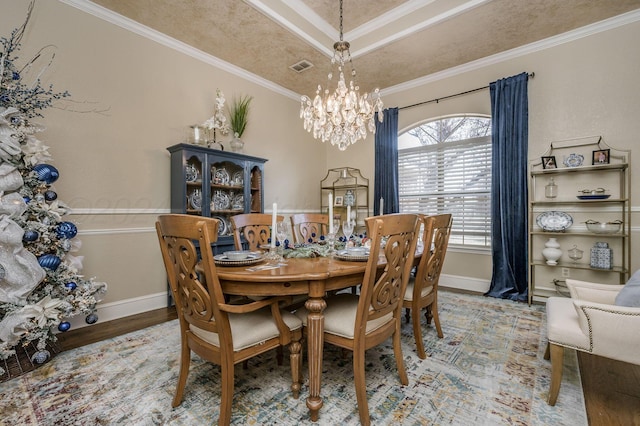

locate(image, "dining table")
[[215, 250, 422, 422]]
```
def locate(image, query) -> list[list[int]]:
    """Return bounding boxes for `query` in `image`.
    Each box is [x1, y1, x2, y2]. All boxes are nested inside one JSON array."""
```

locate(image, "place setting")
[[213, 250, 264, 267]]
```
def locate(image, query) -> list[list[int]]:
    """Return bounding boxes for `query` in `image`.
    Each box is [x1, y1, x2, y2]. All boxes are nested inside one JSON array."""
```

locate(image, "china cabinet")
[[167, 143, 267, 254], [528, 136, 630, 304], [320, 168, 369, 232]]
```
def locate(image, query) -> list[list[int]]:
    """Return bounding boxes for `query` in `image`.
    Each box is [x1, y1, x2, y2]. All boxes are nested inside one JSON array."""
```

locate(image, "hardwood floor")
[[56, 307, 640, 425]]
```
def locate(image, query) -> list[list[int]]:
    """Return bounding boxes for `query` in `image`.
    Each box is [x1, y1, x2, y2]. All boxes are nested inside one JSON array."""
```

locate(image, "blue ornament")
[[44, 190, 58, 201], [65, 282, 77, 291], [38, 254, 61, 270], [31, 350, 50, 364], [23, 230, 39, 242], [58, 321, 71, 332], [12, 71, 20, 80], [86, 313, 99, 324], [23, 196, 31, 204], [33, 164, 60, 184], [56, 221, 77, 239]]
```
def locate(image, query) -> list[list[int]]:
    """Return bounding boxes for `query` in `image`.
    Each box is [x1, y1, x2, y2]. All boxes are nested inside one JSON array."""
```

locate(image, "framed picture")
[[542, 156, 557, 169], [334, 196, 344, 206], [592, 149, 610, 165]]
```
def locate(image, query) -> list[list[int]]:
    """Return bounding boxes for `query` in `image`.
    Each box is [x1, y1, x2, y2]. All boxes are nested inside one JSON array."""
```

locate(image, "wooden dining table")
[[216, 250, 422, 422], [216, 255, 371, 422]]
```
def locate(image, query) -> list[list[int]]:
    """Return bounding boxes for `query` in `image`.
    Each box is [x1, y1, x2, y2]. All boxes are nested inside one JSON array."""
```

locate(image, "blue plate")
[[577, 194, 610, 200]]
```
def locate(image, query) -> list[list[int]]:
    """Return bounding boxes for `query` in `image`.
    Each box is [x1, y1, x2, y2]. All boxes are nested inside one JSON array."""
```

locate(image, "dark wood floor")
[[57, 307, 640, 426]]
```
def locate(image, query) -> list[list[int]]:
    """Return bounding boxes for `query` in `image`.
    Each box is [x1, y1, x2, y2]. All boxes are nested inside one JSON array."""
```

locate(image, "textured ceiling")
[[89, 0, 640, 97]]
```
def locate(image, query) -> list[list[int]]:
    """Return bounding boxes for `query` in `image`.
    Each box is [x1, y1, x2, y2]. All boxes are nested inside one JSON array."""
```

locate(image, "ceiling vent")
[[289, 60, 314, 73]]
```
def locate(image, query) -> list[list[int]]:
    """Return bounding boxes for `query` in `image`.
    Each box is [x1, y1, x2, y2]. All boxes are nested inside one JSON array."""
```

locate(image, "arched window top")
[[399, 115, 491, 149]]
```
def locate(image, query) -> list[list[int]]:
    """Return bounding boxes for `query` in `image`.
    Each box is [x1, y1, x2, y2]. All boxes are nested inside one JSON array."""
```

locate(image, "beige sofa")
[[544, 278, 640, 405]]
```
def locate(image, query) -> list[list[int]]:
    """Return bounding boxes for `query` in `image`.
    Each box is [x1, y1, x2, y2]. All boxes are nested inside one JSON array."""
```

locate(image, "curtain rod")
[[398, 72, 535, 111]]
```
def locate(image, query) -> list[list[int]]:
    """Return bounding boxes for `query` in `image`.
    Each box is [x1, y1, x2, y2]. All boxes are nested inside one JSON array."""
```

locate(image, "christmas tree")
[[0, 2, 106, 375]]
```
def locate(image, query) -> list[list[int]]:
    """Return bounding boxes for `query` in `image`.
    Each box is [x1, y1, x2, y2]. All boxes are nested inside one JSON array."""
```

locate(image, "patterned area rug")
[[1, 291, 586, 425]]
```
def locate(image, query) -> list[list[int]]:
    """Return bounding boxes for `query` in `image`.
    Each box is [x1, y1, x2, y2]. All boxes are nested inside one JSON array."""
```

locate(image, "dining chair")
[[295, 213, 420, 426], [403, 213, 452, 359], [231, 213, 283, 251], [155, 214, 302, 425], [290, 213, 328, 244]]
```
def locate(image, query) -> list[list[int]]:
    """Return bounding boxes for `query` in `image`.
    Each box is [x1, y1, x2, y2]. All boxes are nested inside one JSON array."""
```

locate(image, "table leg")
[[305, 295, 326, 422]]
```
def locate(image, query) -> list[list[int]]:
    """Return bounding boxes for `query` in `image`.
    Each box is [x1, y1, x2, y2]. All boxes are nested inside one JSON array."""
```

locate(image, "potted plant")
[[229, 95, 253, 152]]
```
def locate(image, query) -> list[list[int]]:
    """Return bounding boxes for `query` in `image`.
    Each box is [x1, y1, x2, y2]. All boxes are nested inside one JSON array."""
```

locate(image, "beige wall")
[[2, 1, 639, 320]]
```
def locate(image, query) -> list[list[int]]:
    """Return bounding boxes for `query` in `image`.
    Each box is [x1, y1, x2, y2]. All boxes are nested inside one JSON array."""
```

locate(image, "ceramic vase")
[[542, 237, 562, 265]]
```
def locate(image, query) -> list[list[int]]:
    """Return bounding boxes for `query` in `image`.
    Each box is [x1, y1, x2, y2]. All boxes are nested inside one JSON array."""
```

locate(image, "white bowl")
[[585, 220, 622, 234], [224, 250, 250, 261]]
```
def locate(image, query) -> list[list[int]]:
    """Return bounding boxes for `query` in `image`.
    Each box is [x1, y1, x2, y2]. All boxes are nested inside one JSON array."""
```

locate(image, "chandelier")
[[300, 0, 383, 151]]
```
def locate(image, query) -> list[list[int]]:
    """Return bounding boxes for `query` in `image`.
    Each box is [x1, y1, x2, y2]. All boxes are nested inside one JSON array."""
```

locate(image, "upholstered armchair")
[[545, 278, 640, 405]]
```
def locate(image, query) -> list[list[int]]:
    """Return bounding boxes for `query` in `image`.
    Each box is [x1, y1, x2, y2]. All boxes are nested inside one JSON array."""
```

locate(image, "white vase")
[[542, 237, 562, 265]]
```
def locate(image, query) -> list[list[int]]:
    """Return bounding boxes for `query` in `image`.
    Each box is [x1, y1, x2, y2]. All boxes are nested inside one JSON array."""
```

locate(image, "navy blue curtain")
[[374, 108, 399, 215], [485, 72, 529, 301]]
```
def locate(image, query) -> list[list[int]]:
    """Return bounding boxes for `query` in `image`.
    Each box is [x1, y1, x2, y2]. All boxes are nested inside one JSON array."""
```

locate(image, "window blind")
[[398, 136, 491, 247]]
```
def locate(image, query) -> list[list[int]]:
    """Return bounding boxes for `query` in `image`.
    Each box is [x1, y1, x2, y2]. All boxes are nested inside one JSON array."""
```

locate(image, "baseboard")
[[439, 274, 491, 294], [65, 292, 169, 330], [64, 274, 489, 330]]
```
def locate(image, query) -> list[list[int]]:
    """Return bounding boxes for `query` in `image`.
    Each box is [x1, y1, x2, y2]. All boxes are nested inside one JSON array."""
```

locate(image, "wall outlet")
[[561, 268, 570, 278]]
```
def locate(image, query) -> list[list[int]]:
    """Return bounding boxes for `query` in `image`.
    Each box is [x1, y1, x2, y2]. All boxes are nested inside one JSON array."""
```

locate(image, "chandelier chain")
[[339, 0, 343, 41]]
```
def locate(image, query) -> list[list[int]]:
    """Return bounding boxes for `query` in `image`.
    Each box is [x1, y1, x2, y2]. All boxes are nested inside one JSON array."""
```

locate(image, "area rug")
[[0, 291, 586, 425]]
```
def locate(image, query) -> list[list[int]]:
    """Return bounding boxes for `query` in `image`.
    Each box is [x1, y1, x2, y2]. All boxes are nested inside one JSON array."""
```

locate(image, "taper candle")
[[328, 193, 334, 234], [271, 203, 277, 248], [379, 197, 384, 215]]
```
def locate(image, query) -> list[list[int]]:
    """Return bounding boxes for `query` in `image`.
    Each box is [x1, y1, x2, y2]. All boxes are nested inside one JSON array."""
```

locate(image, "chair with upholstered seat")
[[155, 214, 302, 425], [231, 213, 283, 251], [403, 213, 452, 359], [295, 213, 420, 425], [290, 213, 328, 244], [545, 277, 640, 405]]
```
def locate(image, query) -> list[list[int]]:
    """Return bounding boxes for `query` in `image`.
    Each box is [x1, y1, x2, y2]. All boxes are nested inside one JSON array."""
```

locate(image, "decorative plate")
[[212, 215, 228, 235], [334, 249, 370, 262], [536, 211, 573, 231], [231, 194, 244, 210], [232, 171, 244, 186], [563, 153, 584, 168], [185, 164, 198, 182], [213, 190, 231, 210], [188, 190, 202, 210], [214, 253, 264, 267], [213, 168, 230, 185], [577, 194, 611, 200]]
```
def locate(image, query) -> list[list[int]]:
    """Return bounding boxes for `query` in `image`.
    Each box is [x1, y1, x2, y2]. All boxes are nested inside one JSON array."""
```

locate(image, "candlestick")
[[271, 203, 277, 248], [347, 205, 351, 223], [328, 193, 334, 234]]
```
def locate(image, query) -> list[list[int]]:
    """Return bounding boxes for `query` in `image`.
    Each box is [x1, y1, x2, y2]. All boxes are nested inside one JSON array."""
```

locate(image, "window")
[[398, 115, 492, 248]]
